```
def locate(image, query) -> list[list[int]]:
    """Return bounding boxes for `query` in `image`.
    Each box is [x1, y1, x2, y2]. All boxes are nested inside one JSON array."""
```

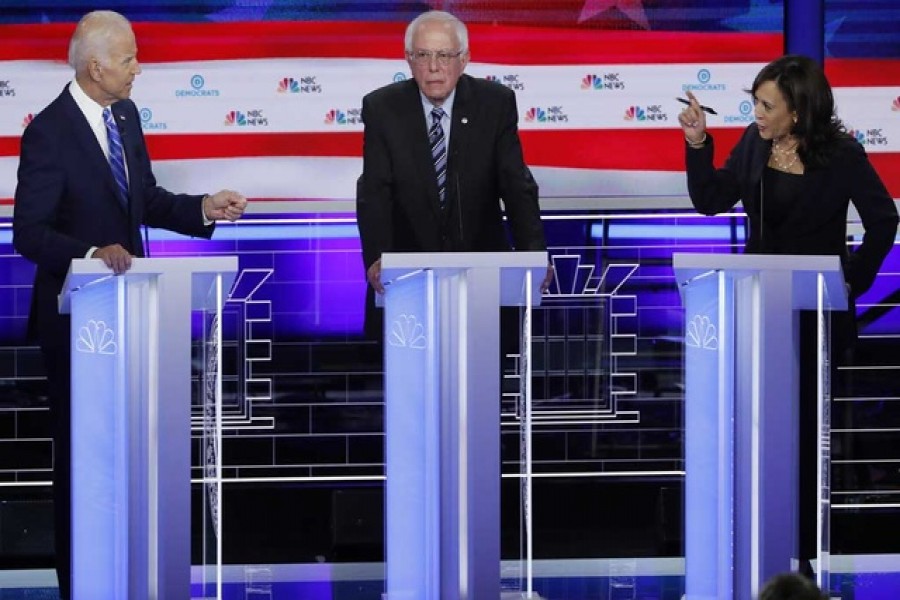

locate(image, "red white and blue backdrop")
[[1, 0, 897, 215]]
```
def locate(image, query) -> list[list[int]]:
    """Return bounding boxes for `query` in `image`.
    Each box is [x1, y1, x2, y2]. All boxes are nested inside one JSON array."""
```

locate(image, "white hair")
[[67, 10, 132, 72], [404, 10, 468, 54]]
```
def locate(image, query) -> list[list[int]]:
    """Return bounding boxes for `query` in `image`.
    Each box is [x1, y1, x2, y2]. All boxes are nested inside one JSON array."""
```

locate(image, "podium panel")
[[380, 251, 547, 600], [674, 253, 846, 599], [61, 257, 238, 600]]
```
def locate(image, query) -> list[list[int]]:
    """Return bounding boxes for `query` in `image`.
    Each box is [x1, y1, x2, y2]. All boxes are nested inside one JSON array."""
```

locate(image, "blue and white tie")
[[102, 107, 129, 207], [429, 107, 447, 208]]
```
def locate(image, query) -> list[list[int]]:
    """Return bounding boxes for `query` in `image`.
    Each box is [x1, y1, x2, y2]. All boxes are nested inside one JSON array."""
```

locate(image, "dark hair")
[[758, 572, 829, 600], [750, 54, 846, 168]]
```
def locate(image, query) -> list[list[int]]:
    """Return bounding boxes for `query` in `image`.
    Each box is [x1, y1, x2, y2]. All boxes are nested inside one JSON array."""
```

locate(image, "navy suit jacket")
[[356, 74, 546, 271], [13, 84, 213, 345]]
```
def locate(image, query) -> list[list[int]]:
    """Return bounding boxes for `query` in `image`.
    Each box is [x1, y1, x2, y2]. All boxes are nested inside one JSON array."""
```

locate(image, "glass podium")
[[673, 253, 846, 599], [61, 256, 238, 600], [378, 251, 547, 599]]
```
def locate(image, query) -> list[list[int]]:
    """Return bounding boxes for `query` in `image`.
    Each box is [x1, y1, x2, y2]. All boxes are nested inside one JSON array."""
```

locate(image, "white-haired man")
[[356, 10, 551, 338], [13, 11, 246, 598]]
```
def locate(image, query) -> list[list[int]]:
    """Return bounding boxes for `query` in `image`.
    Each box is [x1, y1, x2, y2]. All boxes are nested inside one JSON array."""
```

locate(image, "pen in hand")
[[676, 97, 718, 115]]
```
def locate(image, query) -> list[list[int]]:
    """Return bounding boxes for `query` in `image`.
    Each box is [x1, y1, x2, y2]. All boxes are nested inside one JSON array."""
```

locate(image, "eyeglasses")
[[407, 49, 464, 66]]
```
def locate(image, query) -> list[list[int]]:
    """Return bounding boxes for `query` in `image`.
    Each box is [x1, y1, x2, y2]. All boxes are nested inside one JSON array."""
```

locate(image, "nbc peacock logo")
[[581, 74, 602, 90], [324, 108, 361, 125], [277, 76, 322, 93], [848, 129, 866, 144], [524, 107, 546, 123], [624, 106, 646, 121], [324, 109, 346, 125], [848, 127, 888, 146], [277, 77, 300, 93], [892, 96, 900, 111], [581, 73, 624, 90], [224, 111, 247, 126], [21, 113, 34, 128]]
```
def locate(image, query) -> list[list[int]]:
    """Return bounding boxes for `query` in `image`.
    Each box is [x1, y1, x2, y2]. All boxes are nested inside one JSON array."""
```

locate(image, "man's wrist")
[[201, 194, 213, 225]]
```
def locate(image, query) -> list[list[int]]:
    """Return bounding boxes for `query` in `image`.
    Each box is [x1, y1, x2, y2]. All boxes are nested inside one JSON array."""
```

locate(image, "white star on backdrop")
[[579, 0, 650, 30]]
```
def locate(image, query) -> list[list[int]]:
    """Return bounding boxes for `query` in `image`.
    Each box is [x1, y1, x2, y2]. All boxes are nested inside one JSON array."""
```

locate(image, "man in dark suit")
[[12, 11, 246, 599], [356, 10, 551, 305]]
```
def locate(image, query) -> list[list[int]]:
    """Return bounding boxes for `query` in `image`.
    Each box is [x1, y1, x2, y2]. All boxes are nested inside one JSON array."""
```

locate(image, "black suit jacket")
[[13, 84, 213, 346], [356, 74, 546, 271], [686, 123, 898, 297]]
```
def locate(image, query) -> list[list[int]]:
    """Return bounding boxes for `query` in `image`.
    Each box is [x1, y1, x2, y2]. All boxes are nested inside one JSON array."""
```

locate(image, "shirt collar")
[[68, 78, 107, 126], [420, 89, 456, 121]]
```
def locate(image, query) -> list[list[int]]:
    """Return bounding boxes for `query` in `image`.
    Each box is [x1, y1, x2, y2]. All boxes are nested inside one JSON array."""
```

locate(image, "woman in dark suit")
[[677, 54, 898, 576], [679, 55, 896, 290]]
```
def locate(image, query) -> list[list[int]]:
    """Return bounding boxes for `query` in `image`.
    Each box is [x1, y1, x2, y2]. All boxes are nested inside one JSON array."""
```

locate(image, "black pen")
[[676, 97, 717, 115]]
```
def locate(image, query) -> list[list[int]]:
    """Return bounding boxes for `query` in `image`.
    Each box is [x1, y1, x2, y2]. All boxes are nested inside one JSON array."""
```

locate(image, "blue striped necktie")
[[428, 107, 447, 208], [102, 107, 129, 207]]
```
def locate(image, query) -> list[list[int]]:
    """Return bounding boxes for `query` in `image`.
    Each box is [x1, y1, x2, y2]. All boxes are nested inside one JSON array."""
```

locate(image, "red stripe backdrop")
[[1, 22, 897, 201]]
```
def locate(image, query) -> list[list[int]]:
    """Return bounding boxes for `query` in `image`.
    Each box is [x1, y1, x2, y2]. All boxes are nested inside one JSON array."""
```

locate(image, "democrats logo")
[[393, 72, 407, 82], [525, 106, 569, 123], [0, 80, 15, 98], [848, 128, 888, 146], [624, 105, 668, 122], [277, 76, 322, 94], [484, 73, 525, 91], [682, 68, 726, 92], [724, 100, 755, 124], [139, 107, 168, 131], [176, 74, 220, 98], [224, 109, 268, 127], [324, 108, 361, 125], [581, 73, 625, 91]]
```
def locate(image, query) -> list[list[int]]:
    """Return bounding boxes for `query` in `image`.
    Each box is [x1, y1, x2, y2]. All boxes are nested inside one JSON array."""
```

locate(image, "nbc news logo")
[[581, 73, 624, 91], [0, 80, 15, 98], [324, 108, 361, 125], [525, 106, 569, 123], [849, 128, 888, 146], [224, 110, 268, 127], [277, 76, 322, 94], [624, 105, 668, 122], [484, 74, 524, 91]]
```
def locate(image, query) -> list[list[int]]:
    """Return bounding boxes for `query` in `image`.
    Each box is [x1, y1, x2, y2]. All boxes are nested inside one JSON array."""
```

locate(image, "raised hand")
[[203, 190, 248, 222], [677, 90, 708, 145]]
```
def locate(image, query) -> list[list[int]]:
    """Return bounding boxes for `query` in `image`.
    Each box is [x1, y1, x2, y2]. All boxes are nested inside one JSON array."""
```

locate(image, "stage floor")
[[1, 555, 899, 599]]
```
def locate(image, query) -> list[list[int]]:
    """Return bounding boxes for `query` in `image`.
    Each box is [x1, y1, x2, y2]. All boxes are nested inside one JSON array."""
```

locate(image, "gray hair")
[[404, 11, 468, 54], [67, 10, 132, 72]]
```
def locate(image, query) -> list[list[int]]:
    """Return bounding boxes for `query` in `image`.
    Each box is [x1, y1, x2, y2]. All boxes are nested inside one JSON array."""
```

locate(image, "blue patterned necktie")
[[429, 107, 447, 208], [102, 107, 129, 207]]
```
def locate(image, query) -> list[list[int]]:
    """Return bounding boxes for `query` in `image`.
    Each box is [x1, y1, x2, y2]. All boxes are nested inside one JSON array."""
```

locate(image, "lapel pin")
[[461, 117, 468, 124]]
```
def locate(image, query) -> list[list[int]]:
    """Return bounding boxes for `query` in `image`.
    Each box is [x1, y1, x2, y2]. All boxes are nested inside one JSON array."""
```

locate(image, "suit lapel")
[[447, 75, 474, 209], [60, 86, 128, 214]]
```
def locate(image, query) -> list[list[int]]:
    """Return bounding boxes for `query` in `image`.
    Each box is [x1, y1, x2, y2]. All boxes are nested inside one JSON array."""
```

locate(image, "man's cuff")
[[85, 246, 97, 259], [201, 194, 213, 226]]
